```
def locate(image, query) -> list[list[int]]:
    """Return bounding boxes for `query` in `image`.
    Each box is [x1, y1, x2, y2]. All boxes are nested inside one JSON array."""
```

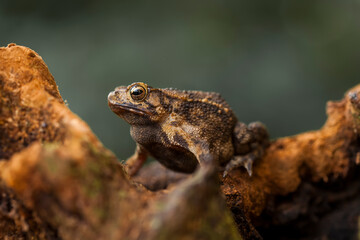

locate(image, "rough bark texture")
[[0, 44, 359, 239]]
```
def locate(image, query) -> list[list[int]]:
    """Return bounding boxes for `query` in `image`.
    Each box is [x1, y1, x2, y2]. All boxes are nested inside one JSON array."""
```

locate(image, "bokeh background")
[[1, 1, 359, 160]]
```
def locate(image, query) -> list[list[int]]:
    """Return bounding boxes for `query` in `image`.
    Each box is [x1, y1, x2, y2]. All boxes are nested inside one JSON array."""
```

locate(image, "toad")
[[108, 82, 269, 177]]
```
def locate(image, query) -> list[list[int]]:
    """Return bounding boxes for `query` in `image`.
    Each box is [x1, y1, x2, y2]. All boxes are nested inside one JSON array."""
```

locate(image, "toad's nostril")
[[107, 91, 116, 101]]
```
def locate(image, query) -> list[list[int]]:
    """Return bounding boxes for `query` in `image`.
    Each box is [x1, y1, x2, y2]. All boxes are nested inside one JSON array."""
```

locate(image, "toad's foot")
[[226, 121, 269, 178], [223, 143, 266, 178], [223, 153, 257, 177]]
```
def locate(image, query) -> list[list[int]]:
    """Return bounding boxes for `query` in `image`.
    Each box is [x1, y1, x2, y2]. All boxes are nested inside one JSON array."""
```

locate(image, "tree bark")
[[0, 44, 359, 239]]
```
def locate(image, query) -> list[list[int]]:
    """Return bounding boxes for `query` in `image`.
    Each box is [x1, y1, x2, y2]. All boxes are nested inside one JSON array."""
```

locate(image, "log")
[[0, 44, 359, 239]]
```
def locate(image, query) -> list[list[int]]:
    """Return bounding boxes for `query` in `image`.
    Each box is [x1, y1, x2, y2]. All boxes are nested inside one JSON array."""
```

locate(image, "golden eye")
[[130, 84, 147, 101]]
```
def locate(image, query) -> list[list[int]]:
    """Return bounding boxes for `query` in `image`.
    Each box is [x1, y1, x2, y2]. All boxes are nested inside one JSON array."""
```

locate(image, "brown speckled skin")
[[108, 82, 269, 176]]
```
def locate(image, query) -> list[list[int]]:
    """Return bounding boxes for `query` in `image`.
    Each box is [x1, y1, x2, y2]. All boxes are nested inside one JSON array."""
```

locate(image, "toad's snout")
[[107, 91, 116, 102]]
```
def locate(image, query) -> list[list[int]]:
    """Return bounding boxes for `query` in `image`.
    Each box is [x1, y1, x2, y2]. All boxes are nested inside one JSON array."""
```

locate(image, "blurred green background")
[[1, 0, 359, 160]]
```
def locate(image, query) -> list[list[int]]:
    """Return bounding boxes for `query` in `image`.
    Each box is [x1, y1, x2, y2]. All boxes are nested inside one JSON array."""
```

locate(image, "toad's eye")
[[130, 85, 147, 101]]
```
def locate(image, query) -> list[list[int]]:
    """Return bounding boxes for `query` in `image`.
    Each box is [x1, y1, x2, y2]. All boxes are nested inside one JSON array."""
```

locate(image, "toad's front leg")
[[125, 144, 149, 176], [224, 121, 269, 177]]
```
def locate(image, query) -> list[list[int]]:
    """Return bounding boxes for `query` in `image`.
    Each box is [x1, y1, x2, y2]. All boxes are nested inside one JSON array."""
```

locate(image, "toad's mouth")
[[108, 102, 153, 116]]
